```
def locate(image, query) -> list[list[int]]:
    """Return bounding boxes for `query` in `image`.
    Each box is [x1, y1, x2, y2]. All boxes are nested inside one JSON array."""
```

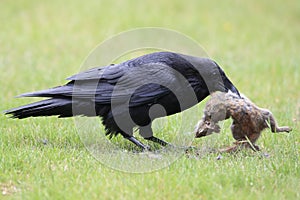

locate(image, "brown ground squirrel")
[[195, 91, 292, 152]]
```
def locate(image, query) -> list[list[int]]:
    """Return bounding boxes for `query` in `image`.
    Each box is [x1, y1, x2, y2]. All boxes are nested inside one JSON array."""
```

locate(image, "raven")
[[5, 52, 240, 150]]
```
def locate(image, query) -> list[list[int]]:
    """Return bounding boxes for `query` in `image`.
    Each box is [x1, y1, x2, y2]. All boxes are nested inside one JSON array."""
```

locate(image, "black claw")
[[123, 135, 149, 150], [144, 136, 169, 146]]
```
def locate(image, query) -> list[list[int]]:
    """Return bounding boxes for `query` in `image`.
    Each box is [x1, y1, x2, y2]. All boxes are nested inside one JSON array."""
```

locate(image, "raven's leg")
[[145, 136, 169, 146], [139, 125, 169, 146], [122, 135, 150, 150]]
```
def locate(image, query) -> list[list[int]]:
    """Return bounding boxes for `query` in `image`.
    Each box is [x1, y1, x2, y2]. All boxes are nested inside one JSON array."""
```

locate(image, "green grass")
[[1, 0, 299, 199]]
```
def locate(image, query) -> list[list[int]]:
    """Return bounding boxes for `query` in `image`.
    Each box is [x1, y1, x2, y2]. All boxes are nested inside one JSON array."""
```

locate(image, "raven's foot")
[[144, 136, 169, 147], [123, 135, 151, 151]]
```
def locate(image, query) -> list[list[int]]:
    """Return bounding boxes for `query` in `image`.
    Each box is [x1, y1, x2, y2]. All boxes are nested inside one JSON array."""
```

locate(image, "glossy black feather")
[[5, 52, 240, 140]]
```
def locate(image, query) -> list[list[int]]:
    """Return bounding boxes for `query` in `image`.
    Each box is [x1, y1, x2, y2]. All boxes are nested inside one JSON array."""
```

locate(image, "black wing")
[[20, 52, 190, 107]]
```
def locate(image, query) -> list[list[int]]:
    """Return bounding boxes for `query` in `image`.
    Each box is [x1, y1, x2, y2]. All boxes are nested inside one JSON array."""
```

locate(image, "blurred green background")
[[0, 0, 299, 199]]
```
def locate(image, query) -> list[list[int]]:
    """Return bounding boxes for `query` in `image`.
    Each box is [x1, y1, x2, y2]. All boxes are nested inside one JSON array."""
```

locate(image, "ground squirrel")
[[195, 91, 292, 152]]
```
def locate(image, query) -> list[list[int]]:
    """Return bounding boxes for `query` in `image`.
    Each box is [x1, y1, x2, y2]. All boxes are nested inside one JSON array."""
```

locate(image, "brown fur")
[[195, 91, 292, 152]]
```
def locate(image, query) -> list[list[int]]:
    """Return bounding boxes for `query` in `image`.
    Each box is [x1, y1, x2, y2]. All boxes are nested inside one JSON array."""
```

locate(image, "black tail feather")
[[5, 98, 72, 119], [17, 85, 73, 98]]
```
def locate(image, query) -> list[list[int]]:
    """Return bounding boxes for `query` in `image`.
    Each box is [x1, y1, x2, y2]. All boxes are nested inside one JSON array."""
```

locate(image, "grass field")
[[1, 0, 299, 199]]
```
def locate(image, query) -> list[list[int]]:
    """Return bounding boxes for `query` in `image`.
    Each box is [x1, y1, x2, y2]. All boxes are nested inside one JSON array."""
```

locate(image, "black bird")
[[5, 52, 240, 150]]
